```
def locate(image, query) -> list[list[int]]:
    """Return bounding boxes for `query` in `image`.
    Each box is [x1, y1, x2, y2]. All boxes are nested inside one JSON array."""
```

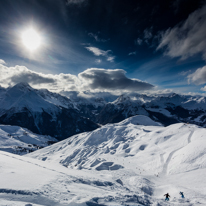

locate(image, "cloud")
[[107, 56, 115, 62], [0, 64, 154, 93], [95, 59, 102, 64], [85, 46, 115, 62], [157, 4, 206, 60], [0, 64, 54, 85], [200, 86, 206, 91], [88, 33, 108, 42], [0, 59, 6, 65], [134, 28, 152, 47], [179, 70, 191, 76], [187, 65, 206, 85], [128, 51, 136, 56], [135, 38, 143, 46], [85, 47, 108, 56], [0, 64, 79, 92], [144, 28, 153, 39], [78, 68, 154, 92]]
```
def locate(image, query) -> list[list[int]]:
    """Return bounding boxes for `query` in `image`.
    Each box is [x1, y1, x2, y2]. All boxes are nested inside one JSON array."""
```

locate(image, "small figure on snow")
[[164, 193, 170, 201], [179, 191, 184, 198]]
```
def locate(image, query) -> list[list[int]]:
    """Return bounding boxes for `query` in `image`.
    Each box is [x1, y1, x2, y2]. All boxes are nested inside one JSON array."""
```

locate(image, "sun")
[[21, 28, 41, 51]]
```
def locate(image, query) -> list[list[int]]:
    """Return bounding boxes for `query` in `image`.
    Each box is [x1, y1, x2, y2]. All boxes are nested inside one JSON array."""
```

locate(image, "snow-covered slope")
[[24, 115, 206, 205], [0, 85, 6, 96], [0, 82, 57, 114], [115, 115, 162, 126], [37, 88, 74, 109], [0, 124, 57, 155]]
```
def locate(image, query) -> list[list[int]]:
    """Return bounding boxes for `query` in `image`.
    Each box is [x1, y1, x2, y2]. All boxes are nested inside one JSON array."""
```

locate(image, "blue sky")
[[0, 0, 206, 95]]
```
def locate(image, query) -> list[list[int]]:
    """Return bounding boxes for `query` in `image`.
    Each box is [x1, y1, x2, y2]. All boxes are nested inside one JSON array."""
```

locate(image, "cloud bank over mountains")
[[79, 68, 154, 91], [0, 62, 154, 93]]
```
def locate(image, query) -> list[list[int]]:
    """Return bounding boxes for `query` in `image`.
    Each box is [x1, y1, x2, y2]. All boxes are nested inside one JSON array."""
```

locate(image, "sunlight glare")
[[22, 28, 41, 51]]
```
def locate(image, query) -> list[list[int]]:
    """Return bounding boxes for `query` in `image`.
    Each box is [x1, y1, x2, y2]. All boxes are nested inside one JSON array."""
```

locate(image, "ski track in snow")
[[188, 130, 194, 144], [160, 129, 195, 177], [161, 149, 180, 176]]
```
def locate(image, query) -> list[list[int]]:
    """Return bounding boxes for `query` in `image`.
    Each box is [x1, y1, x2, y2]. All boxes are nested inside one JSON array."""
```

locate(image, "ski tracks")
[[160, 149, 179, 176], [188, 130, 194, 144], [160, 130, 194, 176]]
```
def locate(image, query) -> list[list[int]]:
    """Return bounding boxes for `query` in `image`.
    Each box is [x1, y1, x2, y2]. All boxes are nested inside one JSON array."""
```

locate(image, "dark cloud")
[[157, 4, 206, 60], [0, 64, 79, 92], [78, 68, 154, 91], [0, 64, 155, 93], [10, 72, 55, 85], [0, 65, 55, 86]]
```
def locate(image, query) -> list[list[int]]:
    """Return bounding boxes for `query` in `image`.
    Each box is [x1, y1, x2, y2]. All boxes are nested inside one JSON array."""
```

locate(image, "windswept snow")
[[1, 115, 206, 205]]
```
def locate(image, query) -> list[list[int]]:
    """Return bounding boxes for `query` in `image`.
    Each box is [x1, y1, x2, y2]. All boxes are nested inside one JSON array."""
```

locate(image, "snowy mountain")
[[96, 93, 206, 127], [37, 88, 74, 109], [0, 84, 6, 95], [1, 82, 206, 141], [0, 82, 99, 140], [0, 115, 203, 205], [59, 91, 206, 128], [60, 90, 117, 122], [0, 124, 57, 155]]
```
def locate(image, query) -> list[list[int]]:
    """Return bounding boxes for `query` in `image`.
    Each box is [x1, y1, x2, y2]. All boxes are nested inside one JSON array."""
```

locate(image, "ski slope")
[[1, 115, 206, 205]]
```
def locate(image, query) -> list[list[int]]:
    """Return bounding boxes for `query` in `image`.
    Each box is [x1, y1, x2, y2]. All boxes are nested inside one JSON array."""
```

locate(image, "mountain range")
[[0, 83, 99, 140], [0, 82, 206, 140]]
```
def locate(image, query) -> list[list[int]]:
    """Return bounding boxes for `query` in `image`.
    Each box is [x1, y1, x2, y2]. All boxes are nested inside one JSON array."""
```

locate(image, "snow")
[[0, 124, 57, 154], [1, 115, 206, 205], [0, 82, 58, 114], [37, 89, 74, 109], [115, 115, 162, 126]]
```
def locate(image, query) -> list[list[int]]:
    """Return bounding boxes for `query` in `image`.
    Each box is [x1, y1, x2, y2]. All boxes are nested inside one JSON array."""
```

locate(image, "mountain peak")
[[13, 82, 32, 89], [114, 94, 131, 104], [7, 82, 35, 94]]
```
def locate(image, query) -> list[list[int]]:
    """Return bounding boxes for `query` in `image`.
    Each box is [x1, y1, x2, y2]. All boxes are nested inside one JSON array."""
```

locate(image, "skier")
[[180, 191, 184, 198], [164, 193, 170, 201]]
